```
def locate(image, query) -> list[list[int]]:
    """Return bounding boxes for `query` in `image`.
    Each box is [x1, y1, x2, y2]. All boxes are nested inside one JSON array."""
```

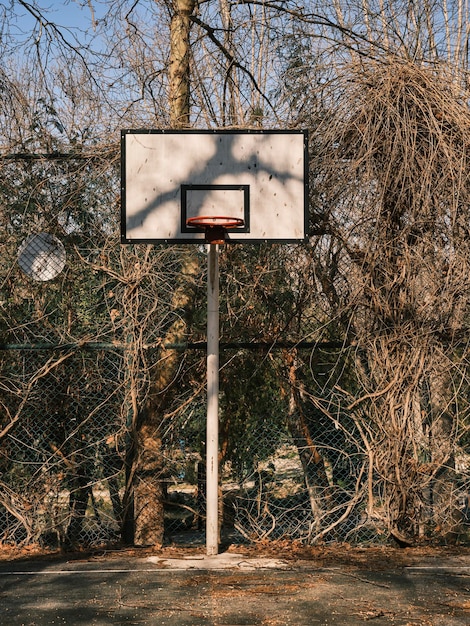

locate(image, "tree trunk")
[[65, 470, 91, 547], [132, 414, 165, 546], [284, 352, 330, 536], [169, 0, 195, 128], [123, 0, 197, 547]]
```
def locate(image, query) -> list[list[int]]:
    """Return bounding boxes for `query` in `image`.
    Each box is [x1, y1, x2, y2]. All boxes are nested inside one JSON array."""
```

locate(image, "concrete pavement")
[[0, 549, 468, 625]]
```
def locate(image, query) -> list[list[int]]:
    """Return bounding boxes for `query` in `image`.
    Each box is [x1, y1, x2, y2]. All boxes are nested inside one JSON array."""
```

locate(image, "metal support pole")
[[206, 243, 219, 555]]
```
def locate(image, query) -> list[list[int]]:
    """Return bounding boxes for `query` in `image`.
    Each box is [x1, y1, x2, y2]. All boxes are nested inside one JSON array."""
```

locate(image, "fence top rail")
[[0, 340, 350, 352]]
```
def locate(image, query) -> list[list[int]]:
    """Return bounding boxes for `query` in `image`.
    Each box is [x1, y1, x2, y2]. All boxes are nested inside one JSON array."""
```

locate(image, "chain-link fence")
[[1, 342, 469, 550], [0, 345, 126, 547], [0, 155, 469, 550], [0, 343, 356, 548]]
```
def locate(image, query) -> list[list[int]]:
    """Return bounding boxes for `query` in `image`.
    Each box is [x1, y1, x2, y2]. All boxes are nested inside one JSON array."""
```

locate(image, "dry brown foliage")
[[310, 59, 470, 539]]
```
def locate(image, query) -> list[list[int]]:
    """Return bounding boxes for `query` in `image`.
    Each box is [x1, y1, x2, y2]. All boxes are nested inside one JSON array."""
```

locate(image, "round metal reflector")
[[17, 233, 66, 281]]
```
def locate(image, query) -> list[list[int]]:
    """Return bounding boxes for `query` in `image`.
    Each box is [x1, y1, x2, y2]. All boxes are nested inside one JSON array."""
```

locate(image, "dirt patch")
[[229, 539, 470, 572], [0, 538, 468, 571]]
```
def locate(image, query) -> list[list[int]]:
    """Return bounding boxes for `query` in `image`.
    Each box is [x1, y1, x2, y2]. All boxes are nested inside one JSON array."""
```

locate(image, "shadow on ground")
[[0, 543, 468, 625]]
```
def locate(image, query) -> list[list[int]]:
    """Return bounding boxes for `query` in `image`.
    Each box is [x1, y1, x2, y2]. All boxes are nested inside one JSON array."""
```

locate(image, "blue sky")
[[6, 1, 107, 50], [16, 0, 102, 28]]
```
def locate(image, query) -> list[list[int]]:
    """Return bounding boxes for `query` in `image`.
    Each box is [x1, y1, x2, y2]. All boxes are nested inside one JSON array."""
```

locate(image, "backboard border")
[[181, 184, 250, 234], [120, 128, 309, 244]]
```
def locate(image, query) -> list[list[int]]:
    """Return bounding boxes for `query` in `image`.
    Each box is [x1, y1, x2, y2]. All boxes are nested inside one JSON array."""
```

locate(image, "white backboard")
[[121, 130, 308, 244]]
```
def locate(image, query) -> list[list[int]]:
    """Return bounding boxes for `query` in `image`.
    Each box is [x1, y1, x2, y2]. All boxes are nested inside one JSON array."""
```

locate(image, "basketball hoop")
[[186, 216, 245, 244]]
